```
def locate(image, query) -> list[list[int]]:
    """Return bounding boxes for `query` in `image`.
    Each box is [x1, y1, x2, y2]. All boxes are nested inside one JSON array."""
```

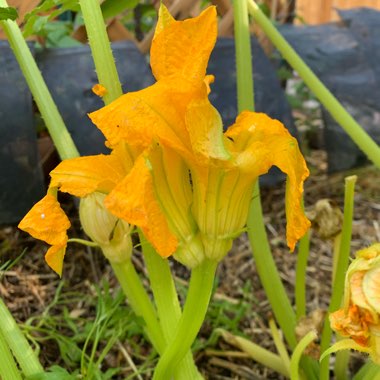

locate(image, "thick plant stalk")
[[0, 0, 79, 160], [0, 328, 22, 380], [290, 331, 317, 380], [111, 260, 166, 354], [0, 297, 44, 377], [319, 176, 357, 380], [233, 0, 297, 349], [142, 238, 203, 380], [234, 1, 318, 378], [152, 260, 218, 380], [233, 0, 254, 111], [246, 0, 380, 169], [79, 0, 122, 103], [295, 231, 311, 319]]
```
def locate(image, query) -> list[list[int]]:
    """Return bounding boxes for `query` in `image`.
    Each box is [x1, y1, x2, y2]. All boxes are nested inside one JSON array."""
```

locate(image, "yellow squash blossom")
[[326, 244, 380, 363], [19, 5, 310, 272], [89, 5, 310, 266]]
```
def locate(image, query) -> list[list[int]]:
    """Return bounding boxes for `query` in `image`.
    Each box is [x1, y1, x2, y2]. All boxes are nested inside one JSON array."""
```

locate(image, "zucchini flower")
[[90, 5, 310, 266], [19, 5, 310, 272], [327, 243, 380, 363]]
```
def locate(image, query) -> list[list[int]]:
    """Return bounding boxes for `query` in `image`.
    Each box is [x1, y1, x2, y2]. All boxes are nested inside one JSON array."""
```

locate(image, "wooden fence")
[[296, 0, 380, 24]]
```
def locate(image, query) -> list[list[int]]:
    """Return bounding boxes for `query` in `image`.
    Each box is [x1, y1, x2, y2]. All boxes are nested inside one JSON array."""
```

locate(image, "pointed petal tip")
[[45, 244, 67, 277]]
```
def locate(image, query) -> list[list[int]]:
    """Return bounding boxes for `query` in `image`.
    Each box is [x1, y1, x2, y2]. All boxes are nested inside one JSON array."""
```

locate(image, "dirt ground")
[[1, 146, 379, 379]]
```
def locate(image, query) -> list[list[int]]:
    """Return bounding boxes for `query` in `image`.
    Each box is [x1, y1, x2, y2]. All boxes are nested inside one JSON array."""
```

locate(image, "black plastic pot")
[[0, 41, 44, 224], [209, 37, 295, 131], [280, 8, 380, 172]]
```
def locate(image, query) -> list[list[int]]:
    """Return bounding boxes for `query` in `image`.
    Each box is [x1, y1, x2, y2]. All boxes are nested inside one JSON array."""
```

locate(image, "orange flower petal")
[[89, 80, 190, 153], [90, 78, 229, 165], [330, 305, 370, 345], [226, 112, 311, 251], [185, 95, 230, 162], [45, 243, 67, 277], [105, 154, 178, 257], [49, 152, 127, 197], [151, 5, 217, 81], [18, 194, 70, 246]]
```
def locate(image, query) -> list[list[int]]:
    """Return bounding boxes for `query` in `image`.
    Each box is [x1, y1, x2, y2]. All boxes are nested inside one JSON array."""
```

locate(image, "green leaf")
[[23, 0, 80, 38], [320, 339, 370, 362], [0, 6, 18, 21], [101, 0, 139, 20], [26, 366, 76, 380]]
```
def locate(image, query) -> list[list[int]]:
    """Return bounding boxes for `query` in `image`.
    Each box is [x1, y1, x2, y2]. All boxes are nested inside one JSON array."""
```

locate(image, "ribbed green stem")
[[234, 0, 254, 110], [290, 331, 317, 380], [247, 188, 297, 347], [332, 233, 342, 284], [141, 237, 203, 380], [354, 362, 380, 380], [0, 328, 22, 380], [320, 176, 357, 380], [333, 236, 349, 380], [246, 0, 380, 169], [234, 0, 297, 348], [110, 260, 166, 354], [234, 0, 297, 351], [0, 0, 79, 160], [334, 349, 349, 380], [295, 231, 310, 319], [79, 0, 122, 104], [152, 260, 218, 380], [235, 2, 318, 377], [0, 297, 44, 377]]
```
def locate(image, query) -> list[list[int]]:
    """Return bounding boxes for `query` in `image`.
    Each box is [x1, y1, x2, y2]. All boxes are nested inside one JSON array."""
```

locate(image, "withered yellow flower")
[[19, 4, 310, 272], [18, 191, 70, 276], [327, 243, 380, 363]]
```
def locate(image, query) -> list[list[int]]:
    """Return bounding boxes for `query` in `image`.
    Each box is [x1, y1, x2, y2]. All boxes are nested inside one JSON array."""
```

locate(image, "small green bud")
[[80, 192, 133, 263]]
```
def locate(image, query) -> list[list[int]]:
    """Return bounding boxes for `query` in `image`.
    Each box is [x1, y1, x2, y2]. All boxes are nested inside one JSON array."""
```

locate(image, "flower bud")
[[328, 243, 380, 363], [80, 192, 132, 263]]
